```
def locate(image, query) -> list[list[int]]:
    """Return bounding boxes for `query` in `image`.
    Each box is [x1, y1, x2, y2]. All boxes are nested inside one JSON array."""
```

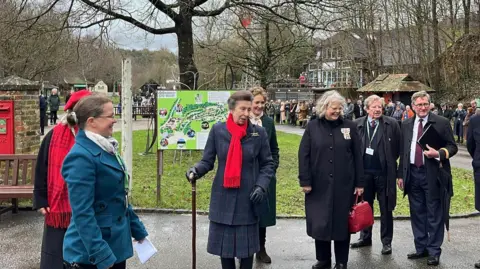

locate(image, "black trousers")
[[63, 261, 126, 269], [40, 110, 46, 135], [220, 257, 253, 269], [50, 110, 58, 124], [359, 173, 393, 245], [408, 165, 444, 257], [315, 236, 351, 264]]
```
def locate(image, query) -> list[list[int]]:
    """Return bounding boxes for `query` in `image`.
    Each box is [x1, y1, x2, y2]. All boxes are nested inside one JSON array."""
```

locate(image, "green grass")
[[118, 130, 477, 216]]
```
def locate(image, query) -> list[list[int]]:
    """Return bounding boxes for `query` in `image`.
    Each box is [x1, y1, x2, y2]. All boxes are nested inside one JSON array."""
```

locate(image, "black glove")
[[250, 186, 265, 204], [185, 167, 199, 183]]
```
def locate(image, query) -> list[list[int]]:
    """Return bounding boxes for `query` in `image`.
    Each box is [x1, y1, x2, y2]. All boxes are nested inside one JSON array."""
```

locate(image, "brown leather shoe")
[[256, 248, 272, 263]]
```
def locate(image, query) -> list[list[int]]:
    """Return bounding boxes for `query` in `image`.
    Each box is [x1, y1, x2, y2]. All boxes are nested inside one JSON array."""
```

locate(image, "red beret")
[[64, 90, 92, 111]]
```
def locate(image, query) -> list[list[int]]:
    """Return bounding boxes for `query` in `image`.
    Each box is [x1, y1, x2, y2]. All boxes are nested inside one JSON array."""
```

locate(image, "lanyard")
[[366, 121, 379, 147]]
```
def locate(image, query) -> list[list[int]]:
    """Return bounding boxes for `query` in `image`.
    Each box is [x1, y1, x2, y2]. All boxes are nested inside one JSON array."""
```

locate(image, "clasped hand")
[[250, 186, 265, 204]]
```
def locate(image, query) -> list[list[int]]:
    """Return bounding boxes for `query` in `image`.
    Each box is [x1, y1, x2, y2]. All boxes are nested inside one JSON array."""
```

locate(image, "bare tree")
[[17, 0, 356, 89]]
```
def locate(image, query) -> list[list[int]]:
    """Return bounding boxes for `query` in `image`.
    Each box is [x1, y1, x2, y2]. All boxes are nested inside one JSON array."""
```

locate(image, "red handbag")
[[348, 194, 374, 233]]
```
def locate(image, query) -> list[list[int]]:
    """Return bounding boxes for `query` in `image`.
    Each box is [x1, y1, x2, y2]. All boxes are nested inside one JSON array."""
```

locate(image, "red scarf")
[[46, 124, 77, 228], [224, 113, 247, 188]]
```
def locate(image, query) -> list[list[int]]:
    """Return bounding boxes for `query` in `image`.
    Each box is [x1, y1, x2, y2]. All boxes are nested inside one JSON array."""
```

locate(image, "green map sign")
[[157, 90, 234, 150]]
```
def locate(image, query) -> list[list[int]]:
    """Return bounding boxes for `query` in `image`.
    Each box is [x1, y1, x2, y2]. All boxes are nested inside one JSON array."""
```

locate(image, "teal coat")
[[62, 130, 148, 269], [259, 115, 280, 227]]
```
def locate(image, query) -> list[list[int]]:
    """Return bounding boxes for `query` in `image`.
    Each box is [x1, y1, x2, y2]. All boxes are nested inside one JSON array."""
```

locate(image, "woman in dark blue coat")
[[248, 86, 279, 263], [62, 95, 149, 269], [186, 90, 275, 269]]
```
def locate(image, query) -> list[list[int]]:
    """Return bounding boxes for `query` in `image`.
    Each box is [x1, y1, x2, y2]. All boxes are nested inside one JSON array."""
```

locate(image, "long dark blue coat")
[[195, 121, 275, 226], [298, 117, 364, 241]]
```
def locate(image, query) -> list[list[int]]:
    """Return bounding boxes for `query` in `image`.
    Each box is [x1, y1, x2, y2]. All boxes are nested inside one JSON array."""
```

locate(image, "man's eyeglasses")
[[414, 103, 430, 108]]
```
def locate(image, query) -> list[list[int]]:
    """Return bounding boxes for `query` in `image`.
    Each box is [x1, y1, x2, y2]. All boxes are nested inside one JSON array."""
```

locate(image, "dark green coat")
[[259, 115, 280, 227]]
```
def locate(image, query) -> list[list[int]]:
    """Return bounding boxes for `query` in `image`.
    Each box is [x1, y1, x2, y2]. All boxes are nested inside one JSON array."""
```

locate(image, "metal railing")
[[114, 105, 155, 120]]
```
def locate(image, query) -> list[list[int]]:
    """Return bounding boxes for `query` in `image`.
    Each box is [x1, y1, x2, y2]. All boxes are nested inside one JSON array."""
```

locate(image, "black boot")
[[256, 248, 271, 263], [240, 256, 253, 269], [312, 260, 331, 269], [333, 263, 347, 269]]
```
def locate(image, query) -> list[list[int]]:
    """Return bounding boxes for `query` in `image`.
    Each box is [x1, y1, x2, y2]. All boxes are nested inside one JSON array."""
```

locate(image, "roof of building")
[[357, 73, 435, 92], [63, 77, 94, 85], [0, 75, 40, 90]]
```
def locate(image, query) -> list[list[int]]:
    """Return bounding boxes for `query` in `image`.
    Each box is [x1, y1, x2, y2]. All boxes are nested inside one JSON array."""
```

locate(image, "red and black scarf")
[[224, 113, 247, 188], [45, 124, 77, 228]]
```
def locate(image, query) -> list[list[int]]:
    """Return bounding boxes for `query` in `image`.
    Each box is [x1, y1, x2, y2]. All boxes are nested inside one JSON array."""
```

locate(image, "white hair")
[[363, 94, 385, 110], [316, 90, 346, 118]]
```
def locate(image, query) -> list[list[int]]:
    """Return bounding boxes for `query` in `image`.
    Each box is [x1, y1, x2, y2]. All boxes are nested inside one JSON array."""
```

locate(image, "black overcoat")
[[466, 115, 480, 211], [298, 117, 364, 241], [195, 122, 275, 225], [398, 113, 458, 200], [354, 115, 401, 211]]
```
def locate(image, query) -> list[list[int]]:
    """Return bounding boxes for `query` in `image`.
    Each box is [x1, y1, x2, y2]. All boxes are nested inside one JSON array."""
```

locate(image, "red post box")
[[0, 100, 14, 154]]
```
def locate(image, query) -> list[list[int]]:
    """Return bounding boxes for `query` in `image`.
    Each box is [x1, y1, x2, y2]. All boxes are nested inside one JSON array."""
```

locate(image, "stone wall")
[[0, 87, 41, 154]]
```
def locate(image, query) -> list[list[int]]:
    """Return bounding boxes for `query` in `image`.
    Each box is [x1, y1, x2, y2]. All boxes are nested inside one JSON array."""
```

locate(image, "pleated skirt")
[[40, 225, 67, 269], [207, 221, 259, 259]]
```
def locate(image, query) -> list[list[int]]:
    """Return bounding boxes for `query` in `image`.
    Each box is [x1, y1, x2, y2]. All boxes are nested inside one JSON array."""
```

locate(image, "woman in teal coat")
[[61, 95, 149, 269], [249, 87, 280, 263]]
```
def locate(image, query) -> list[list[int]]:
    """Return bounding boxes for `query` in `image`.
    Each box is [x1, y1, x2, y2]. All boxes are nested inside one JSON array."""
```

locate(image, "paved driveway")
[[1, 212, 479, 269]]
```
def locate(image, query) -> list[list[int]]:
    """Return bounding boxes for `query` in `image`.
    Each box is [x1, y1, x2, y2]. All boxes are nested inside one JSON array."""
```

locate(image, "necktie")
[[371, 120, 376, 129], [414, 119, 424, 167]]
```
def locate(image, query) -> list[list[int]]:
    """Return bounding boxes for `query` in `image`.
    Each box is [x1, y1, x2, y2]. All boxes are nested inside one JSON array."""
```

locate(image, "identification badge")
[[341, 128, 351, 140], [252, 132, 259, 137], [366, 147, 374, 155]]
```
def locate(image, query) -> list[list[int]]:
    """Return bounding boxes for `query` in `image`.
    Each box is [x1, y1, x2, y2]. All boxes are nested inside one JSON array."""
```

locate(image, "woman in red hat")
[[33, 89, 91, 269]]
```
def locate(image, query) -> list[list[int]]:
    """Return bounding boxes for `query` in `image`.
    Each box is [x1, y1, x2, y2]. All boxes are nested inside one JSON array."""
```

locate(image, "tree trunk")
[[432, 0, 441, 92], [176, 13, 198, 90], [463, 0, 471, 34]]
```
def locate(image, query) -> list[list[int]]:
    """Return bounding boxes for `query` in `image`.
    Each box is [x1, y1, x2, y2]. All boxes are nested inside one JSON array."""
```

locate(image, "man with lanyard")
[[351, 95, 401, 255]]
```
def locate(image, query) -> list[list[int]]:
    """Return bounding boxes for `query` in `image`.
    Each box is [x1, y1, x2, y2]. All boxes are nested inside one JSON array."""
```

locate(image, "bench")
[[0, 155, 36, 215]]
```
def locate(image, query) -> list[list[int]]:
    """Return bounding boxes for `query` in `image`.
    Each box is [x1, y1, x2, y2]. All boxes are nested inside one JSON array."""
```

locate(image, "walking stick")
[[190, 173, 196, 269]]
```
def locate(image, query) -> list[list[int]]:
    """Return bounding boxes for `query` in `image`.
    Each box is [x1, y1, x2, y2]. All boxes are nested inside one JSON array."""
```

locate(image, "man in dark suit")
[[437, 103, 453, 121], [466, 115, 480, 269], [353, 99, 366, 119], [351, 95, 400, 255], [397, 91, 457, 266]]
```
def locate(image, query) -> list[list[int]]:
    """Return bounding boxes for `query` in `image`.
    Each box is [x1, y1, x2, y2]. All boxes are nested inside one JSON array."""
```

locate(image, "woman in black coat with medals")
[[298, 90, 364, 269], [248, 87, 279, 263], [186, 90, 275, 269]]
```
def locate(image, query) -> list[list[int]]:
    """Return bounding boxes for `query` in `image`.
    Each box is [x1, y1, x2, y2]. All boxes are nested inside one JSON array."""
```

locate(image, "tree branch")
[[147, 0, 181, 23], [192, 0, 231, 16], [194, 0, 209, 7], [79, 0, 177, 35]]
